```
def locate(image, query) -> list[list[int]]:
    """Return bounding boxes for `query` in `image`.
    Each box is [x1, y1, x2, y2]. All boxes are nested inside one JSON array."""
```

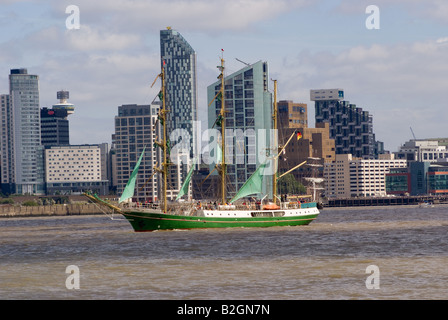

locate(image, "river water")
[[0, 205, 447, 300]]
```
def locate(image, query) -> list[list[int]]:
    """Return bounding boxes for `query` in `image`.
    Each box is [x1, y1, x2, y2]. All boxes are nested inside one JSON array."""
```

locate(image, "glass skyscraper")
[[160, 28, 198, 160], [207, 60, 274, 199], [1, 69, 45, 194]]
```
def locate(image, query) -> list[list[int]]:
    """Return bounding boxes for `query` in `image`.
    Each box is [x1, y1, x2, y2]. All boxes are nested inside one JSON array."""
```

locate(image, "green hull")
[[121, 210, 319, 232]]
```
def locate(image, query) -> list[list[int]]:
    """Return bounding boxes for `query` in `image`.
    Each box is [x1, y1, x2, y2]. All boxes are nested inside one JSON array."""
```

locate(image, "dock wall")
[[326, 196, 448, 207], [0, 203, 107, 218]]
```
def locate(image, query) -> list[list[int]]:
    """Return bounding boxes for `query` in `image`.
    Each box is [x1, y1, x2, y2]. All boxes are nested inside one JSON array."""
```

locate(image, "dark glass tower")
[[40, 91, 75, 146], [40, 108, 69, 146]]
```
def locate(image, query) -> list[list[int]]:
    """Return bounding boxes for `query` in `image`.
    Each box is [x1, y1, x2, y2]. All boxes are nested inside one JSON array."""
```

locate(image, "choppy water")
[[0, 205, 447, 300]]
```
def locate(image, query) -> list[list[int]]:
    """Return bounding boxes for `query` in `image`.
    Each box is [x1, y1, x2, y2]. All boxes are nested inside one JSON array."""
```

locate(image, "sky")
[[1, 0, 448, 152]]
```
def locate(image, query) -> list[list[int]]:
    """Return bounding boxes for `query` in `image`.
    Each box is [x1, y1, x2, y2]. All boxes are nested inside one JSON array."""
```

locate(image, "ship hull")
[[121, 204, 319, 232]]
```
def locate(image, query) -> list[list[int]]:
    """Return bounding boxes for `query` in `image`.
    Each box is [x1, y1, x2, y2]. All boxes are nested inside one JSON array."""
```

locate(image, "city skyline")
[[1, 1, 448, 152]]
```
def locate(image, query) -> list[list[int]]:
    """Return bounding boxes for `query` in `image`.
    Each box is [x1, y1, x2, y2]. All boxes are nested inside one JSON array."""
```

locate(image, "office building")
[[40, 91, 75, 146], [0, 94, 12, 190], [1, 68, 45, 195], [278, 100, 308, 129], [207, 60, 274, 199], [41, 108, 70, 146], [324, 154, 407, 198], [394, 139, 448, 162], [277, 100, 335, 185], [112, 103, 161, 201], [311, 89, 384, 159], [386, 160, 448, 196]]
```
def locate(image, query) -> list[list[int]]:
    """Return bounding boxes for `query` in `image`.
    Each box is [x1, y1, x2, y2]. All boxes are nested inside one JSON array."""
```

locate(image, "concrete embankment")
[[0, 203, 107, 218]]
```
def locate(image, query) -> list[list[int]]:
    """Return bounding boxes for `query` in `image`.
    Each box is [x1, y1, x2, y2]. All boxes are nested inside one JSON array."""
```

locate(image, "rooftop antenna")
[[235, 58, 250, 66], [410, 127, 417, 140]]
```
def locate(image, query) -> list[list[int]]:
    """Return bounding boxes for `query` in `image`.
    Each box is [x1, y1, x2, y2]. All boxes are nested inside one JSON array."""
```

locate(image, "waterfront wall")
[[0, 203, 106, 218], [326, 195, 448, 207]]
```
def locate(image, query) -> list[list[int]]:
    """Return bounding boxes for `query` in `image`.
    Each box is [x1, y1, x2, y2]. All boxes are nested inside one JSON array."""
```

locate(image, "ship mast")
[[219, 57, 226, 205], [161, 66, 169, 213], [272, 80, 278, 205], [152, 63, 169, 213]]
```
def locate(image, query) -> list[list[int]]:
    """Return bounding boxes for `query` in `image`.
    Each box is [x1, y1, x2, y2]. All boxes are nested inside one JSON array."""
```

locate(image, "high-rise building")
[[41, 108, 69, 146], [160, 27, 198, 160], [0, 94, 12, 190], [112, 103, 161, 201], [40, 91, 75, 147], [310, 89, 384, 159], [1, 68, 45, 195], [207, 60, 274, 199]]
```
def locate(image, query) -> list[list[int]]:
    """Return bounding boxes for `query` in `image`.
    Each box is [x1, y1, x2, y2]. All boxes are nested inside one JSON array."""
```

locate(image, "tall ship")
[[84, 58, 320, 231]]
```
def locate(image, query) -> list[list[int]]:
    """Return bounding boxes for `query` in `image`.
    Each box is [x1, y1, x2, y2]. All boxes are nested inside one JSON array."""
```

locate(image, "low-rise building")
[[324, 154, 407, 198], [394, 140, 448, 162], [45, 144, 109, 195], [386, 160, 448, 196]]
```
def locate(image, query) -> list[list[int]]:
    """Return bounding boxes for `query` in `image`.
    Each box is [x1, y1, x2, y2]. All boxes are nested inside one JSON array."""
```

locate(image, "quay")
[[325, 196, 448, 207], [0, 203, 106, 218], [0, 195, 113, 218]]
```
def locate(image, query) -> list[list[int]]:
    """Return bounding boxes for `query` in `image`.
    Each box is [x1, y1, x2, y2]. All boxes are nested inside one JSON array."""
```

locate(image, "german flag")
[[297, 131, 302, 140]]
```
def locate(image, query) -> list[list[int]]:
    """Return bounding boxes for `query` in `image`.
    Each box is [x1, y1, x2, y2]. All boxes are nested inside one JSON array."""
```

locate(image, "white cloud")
[[335, 0, 448, 24], [47, 0, 313, 33], [65, 26, 141, 51], [436, 37, 448, 44]]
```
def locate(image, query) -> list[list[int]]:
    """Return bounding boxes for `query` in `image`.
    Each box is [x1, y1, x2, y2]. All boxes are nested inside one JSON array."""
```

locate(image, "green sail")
[[230, 162, 267, 203], [175, 158, 196, 201], [119, 146, 146, 203]]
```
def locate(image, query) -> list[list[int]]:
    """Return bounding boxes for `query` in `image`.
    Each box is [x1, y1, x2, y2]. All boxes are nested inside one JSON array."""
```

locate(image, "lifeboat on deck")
[[262, 203, 280, 210]]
